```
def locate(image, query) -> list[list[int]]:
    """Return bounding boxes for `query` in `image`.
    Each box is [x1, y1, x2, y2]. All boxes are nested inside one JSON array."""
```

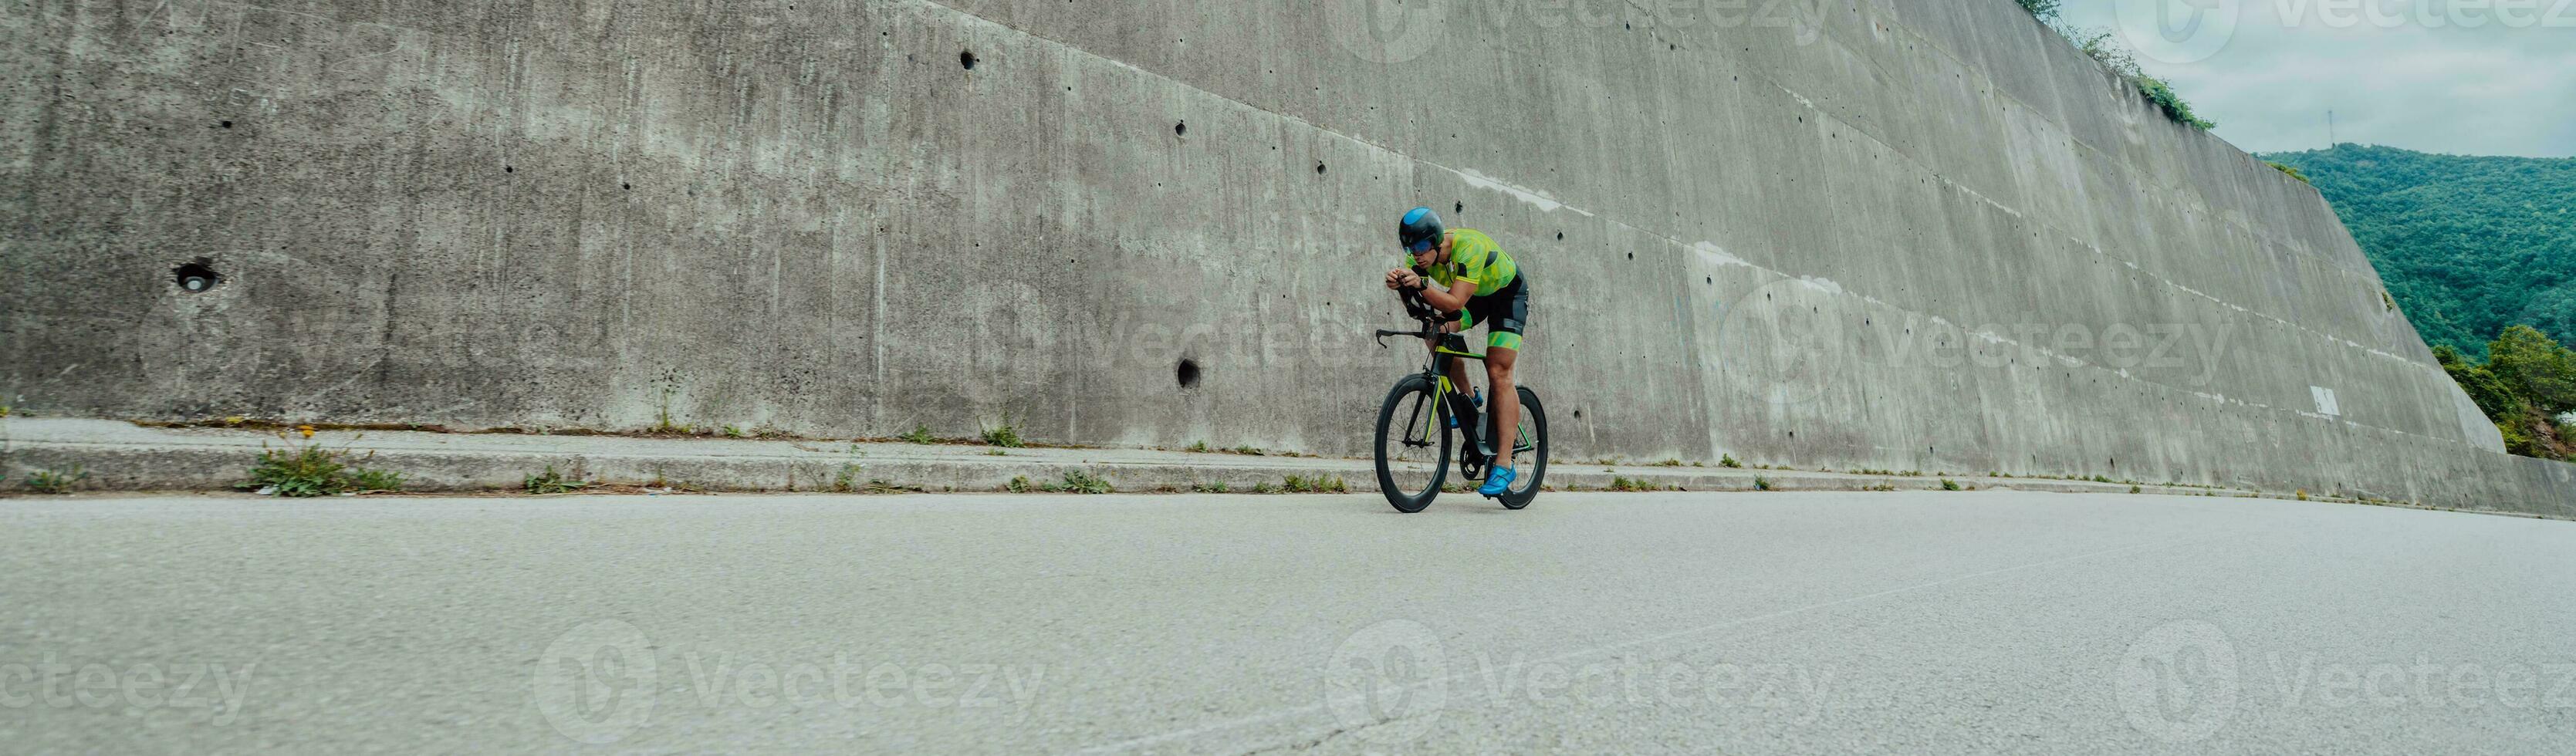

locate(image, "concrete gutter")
[[0, 417, 2326, 503]]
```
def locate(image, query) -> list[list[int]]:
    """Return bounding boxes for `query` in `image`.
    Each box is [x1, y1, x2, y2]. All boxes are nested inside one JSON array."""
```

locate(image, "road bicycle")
[[1370, 293, 1549, 512]]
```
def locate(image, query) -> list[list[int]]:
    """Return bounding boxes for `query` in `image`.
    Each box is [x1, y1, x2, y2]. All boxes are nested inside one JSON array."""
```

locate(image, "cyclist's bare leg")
[[1487, 346, 1520, 470]]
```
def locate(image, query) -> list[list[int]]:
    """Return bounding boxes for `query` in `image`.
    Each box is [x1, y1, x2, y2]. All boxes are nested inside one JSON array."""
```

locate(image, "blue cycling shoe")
[[1479, 466, 1516, 498]]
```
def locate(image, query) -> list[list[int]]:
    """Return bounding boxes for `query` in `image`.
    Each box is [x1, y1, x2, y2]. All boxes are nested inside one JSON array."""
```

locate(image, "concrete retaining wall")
[[5, 0, 2569, 512]]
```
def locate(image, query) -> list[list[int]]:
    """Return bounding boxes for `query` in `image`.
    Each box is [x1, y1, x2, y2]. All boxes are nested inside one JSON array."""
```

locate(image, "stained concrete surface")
[[5, 491, 2574, 753], [4, 0, 2569, 511]]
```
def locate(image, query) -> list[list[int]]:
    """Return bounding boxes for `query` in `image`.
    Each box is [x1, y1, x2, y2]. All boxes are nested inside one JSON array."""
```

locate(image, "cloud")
[[2059, 0, 2576, 157]]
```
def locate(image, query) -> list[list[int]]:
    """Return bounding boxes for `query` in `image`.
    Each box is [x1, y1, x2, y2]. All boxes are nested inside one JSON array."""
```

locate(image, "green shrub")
[[1939, 478, 1962, 491], [981, 423, 1026, 448], [1719, 454, 1741, 468], [1752, 476, 1773, 491], [2132, 75, 2216, 130], [2267, 161, 2312, 184], [899, 424, 938, 444], [1192, 481, 1230, 493]]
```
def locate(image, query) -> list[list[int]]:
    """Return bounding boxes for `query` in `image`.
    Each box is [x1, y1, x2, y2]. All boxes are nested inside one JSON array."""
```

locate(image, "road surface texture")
[[4, 491, 2573, 754]]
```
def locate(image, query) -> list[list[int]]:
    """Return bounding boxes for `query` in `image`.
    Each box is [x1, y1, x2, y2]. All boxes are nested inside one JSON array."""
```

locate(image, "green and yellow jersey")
[[1405, 228, 1518, 297]]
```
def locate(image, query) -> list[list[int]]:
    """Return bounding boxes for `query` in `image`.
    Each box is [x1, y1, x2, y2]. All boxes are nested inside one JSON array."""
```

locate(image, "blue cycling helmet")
[[1398, 207, 1445, 254]]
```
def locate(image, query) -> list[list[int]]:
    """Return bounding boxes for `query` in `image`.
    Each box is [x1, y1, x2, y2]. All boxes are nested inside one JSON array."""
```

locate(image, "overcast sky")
[[2057, 0, 2576, 157]]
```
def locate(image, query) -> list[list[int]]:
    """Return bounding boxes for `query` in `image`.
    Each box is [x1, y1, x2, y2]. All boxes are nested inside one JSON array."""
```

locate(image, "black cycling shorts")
[[1449, 274, 1529, 350]]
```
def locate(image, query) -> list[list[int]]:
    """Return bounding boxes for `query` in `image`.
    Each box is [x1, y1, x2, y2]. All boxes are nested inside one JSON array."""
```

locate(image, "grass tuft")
[[523, 465, 595, 495], [1282, 474, 1350, 494], [1060, 471, 1113, 494], [23, 465, 89, 494]]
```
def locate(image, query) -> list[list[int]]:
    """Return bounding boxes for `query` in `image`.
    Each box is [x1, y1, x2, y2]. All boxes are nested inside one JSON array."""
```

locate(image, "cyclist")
[[1383, 207, 1529, 498]]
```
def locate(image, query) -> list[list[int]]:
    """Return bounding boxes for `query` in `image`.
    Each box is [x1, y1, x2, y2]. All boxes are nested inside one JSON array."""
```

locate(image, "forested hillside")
[[2261, 144, 2576, 358]]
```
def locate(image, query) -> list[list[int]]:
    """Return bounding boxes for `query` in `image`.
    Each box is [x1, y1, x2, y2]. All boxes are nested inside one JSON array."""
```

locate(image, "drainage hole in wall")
[[1176, 359, 1202, 389], [1175, 120, 1186, 137], [1315, 162, 1326, 175], [174, 258, 221, 292], [960, 50, 977, 69]]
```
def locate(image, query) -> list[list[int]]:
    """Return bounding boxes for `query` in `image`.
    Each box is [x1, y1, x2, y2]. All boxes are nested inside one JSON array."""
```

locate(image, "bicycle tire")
[[1374, 374, 1452, 513], [1496, 386, 1548, 510]]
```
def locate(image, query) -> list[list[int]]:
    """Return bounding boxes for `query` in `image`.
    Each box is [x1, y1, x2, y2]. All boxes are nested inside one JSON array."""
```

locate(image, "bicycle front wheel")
[[1374, 374, 1452, 513]]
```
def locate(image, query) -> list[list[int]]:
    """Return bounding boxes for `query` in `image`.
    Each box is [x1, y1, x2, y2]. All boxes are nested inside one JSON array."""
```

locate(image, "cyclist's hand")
[[1391, 269, 1422, 291]]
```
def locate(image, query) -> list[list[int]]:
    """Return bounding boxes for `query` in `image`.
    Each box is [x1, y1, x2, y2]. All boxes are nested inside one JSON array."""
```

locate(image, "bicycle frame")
[[1374, 294, 1503, 457]]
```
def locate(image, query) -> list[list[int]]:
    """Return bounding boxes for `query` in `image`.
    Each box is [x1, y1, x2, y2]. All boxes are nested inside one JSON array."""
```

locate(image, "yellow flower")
[[297, 425, 315, 438]]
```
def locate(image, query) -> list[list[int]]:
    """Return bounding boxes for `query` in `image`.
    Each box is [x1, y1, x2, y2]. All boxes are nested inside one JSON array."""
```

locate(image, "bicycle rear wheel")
[[1495, 386, 1548, 510], [1374, 374, 1452, 513]]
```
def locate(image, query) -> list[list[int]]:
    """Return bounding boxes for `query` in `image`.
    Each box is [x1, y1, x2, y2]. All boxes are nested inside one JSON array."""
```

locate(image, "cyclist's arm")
[[1414, 276, 1478, 313]]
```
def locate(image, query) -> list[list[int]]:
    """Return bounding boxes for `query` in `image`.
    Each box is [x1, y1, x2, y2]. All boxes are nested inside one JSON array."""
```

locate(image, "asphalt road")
[[3, 491, 2573, 754]]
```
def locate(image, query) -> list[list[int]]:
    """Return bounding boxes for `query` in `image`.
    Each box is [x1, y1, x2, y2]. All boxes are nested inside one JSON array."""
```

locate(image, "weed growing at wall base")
[[240, 440, 405, 496], [22, 465, 89, 494], [1060, 471, 1114, 494], [524, 465, 596, 495], [1283, 474, 1350, 494]]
